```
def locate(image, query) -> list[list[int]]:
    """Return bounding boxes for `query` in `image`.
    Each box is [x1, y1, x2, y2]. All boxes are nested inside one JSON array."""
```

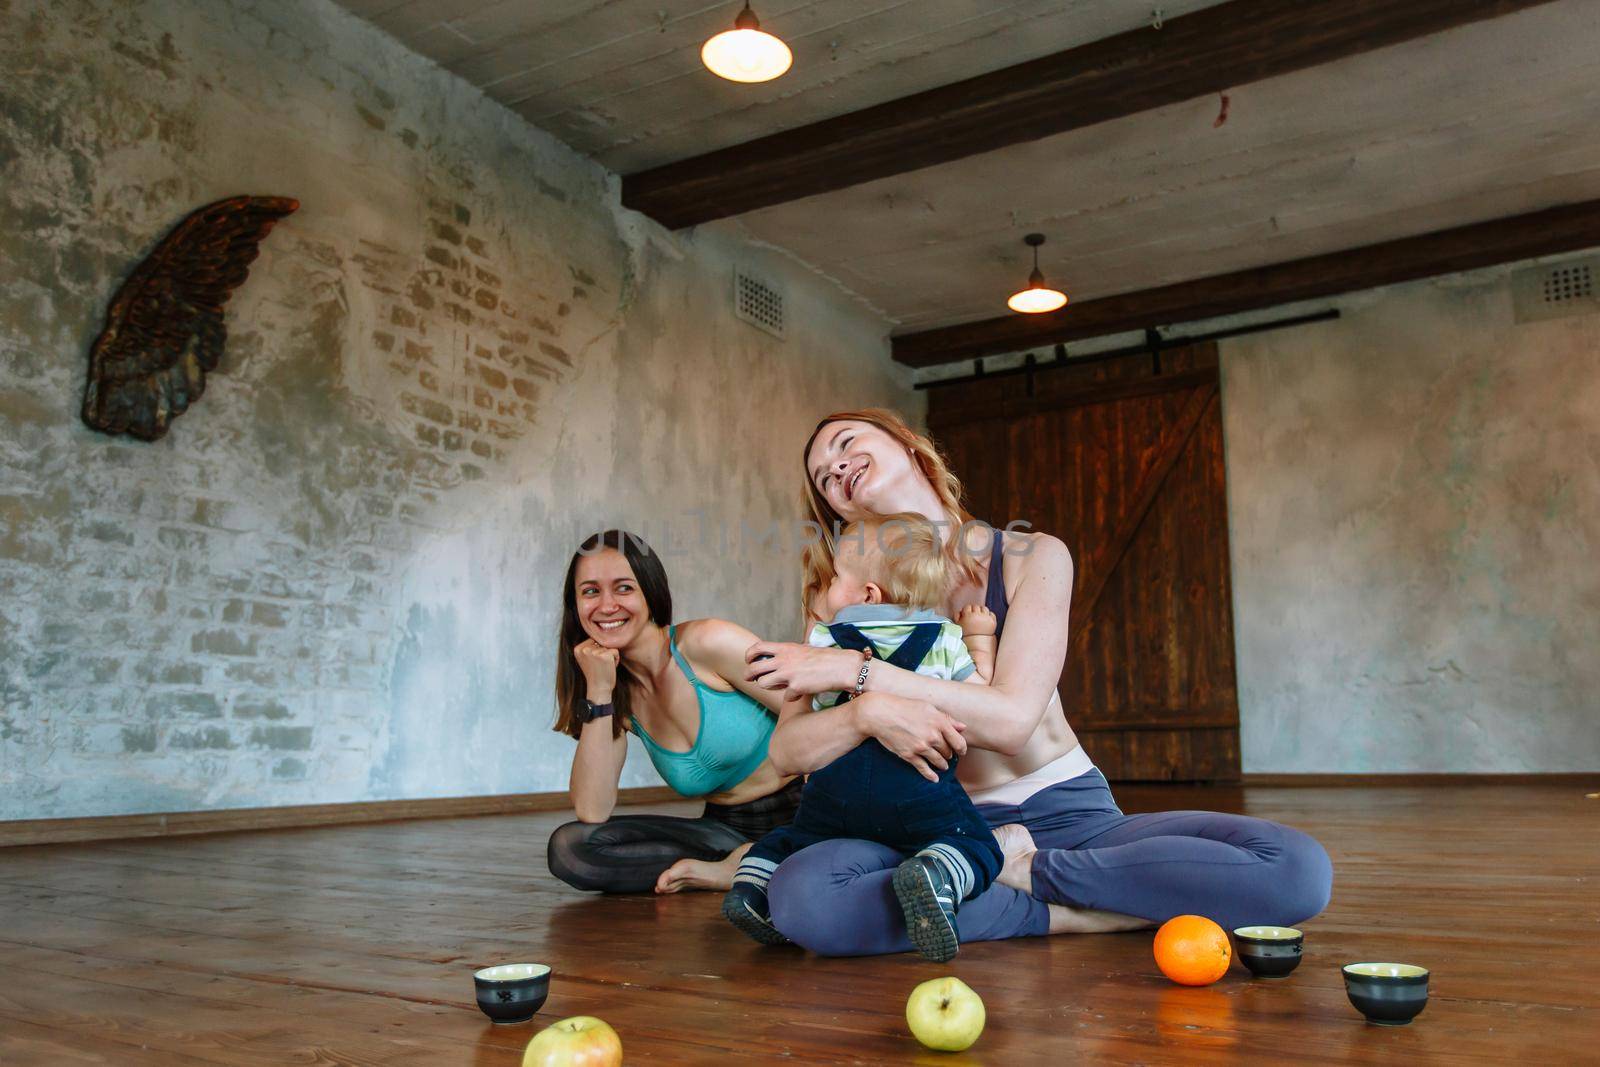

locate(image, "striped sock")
[[919, 844, 976, 902], [733, 855, 779, 891]]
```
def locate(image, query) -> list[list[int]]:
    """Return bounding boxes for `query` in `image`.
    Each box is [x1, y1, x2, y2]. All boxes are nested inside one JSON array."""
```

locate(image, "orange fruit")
[[1153, 915, 1231, 986]]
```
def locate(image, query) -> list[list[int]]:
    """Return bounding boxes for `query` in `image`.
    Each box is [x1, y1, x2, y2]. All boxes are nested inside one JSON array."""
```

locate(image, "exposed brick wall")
[[362, 193, 573, 475], [0, 0, 915, 820]]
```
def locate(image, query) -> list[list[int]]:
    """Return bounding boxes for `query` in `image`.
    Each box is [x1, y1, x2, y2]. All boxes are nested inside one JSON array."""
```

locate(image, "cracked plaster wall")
[[1222, 266, 1600, 772], [0, 0, 913, 819]]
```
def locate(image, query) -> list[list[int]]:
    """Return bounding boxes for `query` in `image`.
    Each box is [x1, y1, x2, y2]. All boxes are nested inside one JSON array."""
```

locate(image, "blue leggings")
[[767, 770, 1332, 957]]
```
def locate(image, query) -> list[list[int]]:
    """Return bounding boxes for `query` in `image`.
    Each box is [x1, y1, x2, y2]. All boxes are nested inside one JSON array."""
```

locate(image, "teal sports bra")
[[627, 624, 775, 798]]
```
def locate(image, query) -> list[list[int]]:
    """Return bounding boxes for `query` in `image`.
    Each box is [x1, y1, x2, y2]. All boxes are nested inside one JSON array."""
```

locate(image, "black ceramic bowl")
[[1343, 963, 1429, 1026], [1232, 925, 1304, 978], [473, 963, 551, 1025]]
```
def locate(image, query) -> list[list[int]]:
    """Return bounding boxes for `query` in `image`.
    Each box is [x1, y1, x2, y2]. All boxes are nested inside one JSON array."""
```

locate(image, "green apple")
[[522, 1015, 622, 1067], [905, 976, 985, 1052]]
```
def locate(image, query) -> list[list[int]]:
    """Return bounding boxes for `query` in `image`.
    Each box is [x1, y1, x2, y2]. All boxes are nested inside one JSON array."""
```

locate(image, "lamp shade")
[[702, 7, 791, 83], [1008, 285, 1068, 314], [1008, 235, 1068, 313]]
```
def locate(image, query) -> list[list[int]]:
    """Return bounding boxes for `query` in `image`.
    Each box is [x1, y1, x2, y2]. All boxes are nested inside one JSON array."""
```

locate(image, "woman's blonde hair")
[[800, 408, 982, 621], [836, 514, 950, 612]]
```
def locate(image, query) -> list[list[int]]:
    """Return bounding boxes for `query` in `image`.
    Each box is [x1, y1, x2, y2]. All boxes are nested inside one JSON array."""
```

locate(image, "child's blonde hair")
[[836, 513, 950, 612]]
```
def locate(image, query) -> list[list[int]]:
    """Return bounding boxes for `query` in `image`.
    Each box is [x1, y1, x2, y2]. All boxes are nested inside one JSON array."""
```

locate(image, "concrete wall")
[[1223, 264, 1600, 773], [0, 0, 913, 820]]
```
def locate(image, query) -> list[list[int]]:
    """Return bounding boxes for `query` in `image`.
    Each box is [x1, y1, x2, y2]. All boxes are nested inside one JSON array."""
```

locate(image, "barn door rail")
[[914, 308, 1339, 391]]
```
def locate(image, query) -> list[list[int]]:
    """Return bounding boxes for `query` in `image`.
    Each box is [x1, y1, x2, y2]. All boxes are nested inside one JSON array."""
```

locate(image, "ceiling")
[[333, 0, 1600, 347], [331, 0, 1225, 172]]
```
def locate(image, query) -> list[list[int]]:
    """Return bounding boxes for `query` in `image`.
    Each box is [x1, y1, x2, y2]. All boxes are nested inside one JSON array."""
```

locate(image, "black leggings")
[[547, 778, 803, 893]]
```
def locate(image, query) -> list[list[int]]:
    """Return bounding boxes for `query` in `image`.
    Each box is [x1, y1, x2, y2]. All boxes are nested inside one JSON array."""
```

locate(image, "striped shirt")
[[808, 604, 975, 711]]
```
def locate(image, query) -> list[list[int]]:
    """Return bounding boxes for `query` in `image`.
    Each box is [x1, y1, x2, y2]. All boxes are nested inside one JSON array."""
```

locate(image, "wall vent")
[[734, 268, 785, 340], [1512, 256, 1600, 323], [1542, 263, 1594, 302]]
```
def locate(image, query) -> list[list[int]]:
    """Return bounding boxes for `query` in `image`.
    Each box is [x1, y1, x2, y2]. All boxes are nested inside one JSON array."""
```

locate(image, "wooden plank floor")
[[1, 783, 1595, 1064]]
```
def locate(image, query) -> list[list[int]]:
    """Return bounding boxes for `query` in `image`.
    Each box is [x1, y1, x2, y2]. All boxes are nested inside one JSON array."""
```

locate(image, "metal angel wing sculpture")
[[82, 195, 299, 441]]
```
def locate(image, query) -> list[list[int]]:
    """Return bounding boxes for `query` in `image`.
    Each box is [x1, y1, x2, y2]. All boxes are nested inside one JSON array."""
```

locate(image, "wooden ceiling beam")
[[620, 0, 1557, 229], [891, 199, 1600, 367]]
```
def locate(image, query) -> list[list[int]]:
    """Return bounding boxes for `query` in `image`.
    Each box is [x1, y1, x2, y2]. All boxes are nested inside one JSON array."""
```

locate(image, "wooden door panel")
[[1072, 388, 1235, 725], [928, 344, 1240, 782], [937, 417, 1009, 528], [1082, 726, 1240, 782]]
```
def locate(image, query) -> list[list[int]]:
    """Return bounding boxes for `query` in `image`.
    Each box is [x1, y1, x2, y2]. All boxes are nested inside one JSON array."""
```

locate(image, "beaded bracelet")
[[853, 647, 874, 697]]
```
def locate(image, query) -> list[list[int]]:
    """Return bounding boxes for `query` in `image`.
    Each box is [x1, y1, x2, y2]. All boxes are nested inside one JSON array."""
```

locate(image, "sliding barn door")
[[928, 344, 1240, 782]]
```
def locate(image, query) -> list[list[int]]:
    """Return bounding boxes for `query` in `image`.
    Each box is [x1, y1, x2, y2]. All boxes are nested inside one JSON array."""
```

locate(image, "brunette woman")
[[547, 530, 799, 894]]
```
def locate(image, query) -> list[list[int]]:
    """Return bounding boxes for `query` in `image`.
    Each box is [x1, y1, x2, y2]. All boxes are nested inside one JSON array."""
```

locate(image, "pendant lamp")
[[702, 3, 792, 83], [1007, 233, 1068, 314]]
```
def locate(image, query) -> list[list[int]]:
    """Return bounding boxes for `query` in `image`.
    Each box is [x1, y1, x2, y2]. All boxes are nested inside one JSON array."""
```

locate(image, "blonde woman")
[[743, 409, 1332, 956], [720, 514, 1003, 962]]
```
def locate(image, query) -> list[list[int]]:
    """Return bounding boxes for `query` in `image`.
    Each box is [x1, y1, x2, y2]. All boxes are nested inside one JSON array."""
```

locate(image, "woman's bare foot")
[[992, 822, 1036, 895], [654, 842, 752, 894]]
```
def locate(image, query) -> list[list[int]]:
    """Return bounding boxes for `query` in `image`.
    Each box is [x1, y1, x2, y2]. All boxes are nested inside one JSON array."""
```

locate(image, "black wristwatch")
[[582, 699, 615, 724]]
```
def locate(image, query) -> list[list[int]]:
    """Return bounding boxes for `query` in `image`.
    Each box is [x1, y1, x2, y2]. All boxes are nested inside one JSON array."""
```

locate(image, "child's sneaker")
[[721, 882, 790, 946], [892, 855, 961, 962]]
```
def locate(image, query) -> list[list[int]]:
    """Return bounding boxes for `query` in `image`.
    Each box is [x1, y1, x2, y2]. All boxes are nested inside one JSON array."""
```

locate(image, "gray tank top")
[[984, 527, 1009, 638]]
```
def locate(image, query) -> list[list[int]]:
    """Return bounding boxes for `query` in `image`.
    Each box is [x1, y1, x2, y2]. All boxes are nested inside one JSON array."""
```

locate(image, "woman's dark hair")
[[554, 530, 673, 740]]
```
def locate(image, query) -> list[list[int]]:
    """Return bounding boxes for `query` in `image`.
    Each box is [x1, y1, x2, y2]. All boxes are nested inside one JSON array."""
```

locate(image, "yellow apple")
[[906, 976, 985, 1052], [522, 1015, 622, 1067]]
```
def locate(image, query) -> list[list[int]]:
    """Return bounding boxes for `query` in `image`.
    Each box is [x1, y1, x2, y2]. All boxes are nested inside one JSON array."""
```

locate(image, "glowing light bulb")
[[702, 5, 792, 83], [1007, 234, 1068, 313], [1008, 286, 1069, 314]]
